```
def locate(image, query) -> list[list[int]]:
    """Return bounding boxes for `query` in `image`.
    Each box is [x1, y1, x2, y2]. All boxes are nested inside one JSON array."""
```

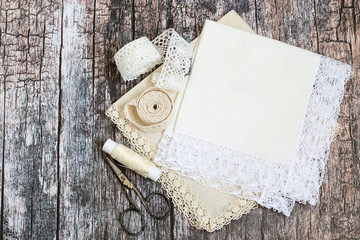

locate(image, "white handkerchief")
[[154, 20, 351, 216]]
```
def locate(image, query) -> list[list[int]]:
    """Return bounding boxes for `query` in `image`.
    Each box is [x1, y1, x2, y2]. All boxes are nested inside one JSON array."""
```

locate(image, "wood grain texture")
[[1, 0, 61, 239], [0, 0, 359, 239]]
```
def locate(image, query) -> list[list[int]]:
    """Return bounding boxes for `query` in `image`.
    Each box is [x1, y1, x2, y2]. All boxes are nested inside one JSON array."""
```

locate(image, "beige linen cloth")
[[107, 11, 258, 232], [153, 20, 351, 216]]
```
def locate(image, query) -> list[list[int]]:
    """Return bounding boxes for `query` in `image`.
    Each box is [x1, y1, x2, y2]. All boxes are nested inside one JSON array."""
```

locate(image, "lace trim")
[[106, 105, 156, 160], [283, 56, 351, 204], [105, 104, 258, 231], [158, 168, 257, 232], [114, 29, 193, 91], [154, 130, 293, 212], [114, 37, 162, 81], [153, 56, 352, 216], [151, 29, 193, 91]]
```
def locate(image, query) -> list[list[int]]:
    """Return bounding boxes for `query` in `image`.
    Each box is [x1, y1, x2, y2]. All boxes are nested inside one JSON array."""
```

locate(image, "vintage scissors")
[[102, 152, 170, 236]]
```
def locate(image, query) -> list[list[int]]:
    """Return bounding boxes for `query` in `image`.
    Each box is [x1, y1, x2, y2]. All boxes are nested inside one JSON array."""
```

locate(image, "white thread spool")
[[102, 139, 162, 181]]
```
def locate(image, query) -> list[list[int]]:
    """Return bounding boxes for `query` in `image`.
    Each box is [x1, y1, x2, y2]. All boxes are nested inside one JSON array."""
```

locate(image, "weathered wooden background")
[[0, 0, 359, 239]]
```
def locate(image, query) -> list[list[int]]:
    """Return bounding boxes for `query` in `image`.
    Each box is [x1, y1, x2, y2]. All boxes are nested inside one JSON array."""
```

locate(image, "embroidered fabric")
[[153, 56, 351, 216], [105, 105, 258, 230]]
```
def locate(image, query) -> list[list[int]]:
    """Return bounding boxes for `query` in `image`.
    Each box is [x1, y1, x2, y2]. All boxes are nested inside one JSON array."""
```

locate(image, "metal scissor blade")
[[184, 62, 192, 76], [102, 153, 134, 189]]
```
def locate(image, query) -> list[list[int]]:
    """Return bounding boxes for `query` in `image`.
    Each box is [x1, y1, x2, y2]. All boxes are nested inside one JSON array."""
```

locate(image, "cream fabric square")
[[154, 20, 351, 216], [176, 20, 319, 163]]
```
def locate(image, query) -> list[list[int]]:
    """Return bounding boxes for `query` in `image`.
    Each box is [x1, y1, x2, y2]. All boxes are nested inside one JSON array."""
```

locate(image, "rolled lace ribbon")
[[114, 37, 162, 81], [124, 87, 174, 133], [114, 29, 193, 91]]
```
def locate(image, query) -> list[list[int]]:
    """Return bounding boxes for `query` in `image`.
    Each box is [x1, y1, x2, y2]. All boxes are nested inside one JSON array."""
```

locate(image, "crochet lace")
[[105, 106, 258, 230], [114, 29, 193, 91]]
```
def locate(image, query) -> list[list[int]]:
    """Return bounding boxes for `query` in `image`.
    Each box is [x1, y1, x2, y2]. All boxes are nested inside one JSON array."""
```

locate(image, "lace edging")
[[106, 105, 157, 160], [105, 104, 257, 231], [159, 168, 257, 232]]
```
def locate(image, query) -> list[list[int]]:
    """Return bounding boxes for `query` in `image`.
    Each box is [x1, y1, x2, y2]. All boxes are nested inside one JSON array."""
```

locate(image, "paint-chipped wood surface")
[[0, 0, 359, 239]]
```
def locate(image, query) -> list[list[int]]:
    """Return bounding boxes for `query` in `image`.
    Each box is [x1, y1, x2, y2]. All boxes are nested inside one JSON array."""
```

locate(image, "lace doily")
[[153, 56, 352, 216], [105, 105, 257, 231]]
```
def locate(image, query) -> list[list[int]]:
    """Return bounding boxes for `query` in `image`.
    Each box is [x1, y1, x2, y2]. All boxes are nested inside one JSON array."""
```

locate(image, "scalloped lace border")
[[105, 107, 258, 231]]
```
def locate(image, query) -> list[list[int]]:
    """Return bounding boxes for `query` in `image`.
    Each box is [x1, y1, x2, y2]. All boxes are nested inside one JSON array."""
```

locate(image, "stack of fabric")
[[107, 10, 350, 231]]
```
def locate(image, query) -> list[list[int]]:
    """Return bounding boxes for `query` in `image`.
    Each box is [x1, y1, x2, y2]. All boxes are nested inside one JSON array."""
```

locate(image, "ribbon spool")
[[124, 87, 175, 133]]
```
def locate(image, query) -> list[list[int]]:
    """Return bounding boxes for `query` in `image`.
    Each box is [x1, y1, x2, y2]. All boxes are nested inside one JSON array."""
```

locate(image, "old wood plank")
[[34, 1, 63, 239], [0, 0, 61, 239], [92, 0, 129, 237], [0, 0, 4, 237], [56, 0, 98, 238], [318, 0, 360, 239], [311, 3, 353, 239]]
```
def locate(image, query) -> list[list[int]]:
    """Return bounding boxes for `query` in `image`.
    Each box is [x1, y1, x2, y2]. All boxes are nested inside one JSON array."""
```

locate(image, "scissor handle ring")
[[145, 192, 171, 220], [120, 208, 145, 236]]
